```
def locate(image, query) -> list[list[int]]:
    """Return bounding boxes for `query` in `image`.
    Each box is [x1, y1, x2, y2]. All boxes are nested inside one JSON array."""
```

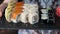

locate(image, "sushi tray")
[[0, 0, 60, 29]]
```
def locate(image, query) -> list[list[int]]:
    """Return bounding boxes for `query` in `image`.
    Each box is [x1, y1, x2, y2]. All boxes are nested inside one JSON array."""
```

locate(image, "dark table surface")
[[0, 14, 59, 30]]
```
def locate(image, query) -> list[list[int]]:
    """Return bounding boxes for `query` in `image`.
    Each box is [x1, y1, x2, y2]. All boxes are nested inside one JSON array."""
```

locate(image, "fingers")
[[0, 3, 7, 17], [0, 9, 3, 17]]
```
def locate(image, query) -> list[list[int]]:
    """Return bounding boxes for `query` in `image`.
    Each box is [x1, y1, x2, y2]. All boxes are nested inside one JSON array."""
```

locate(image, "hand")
[[0, 5, 4, 17], [0, 3, 7, 17]]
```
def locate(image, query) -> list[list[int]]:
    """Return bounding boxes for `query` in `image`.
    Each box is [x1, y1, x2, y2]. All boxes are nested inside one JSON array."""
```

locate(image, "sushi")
[[41, 9, 48, 14], [5, 1, 24, 23], [5, 0, 16, 22], [5, 1, 39, 24], [28, 4, 39, 24], [41, 14, 49, 20], [11, 2, 24, 23], [28, 13, 39, 24], [20, 11, 28, 23], [20, 3, 39, 24]]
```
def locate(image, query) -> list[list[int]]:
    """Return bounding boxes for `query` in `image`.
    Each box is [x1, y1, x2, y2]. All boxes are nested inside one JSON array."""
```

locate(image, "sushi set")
[[5, 0, 39, 24], [0, 0, 60, 29]]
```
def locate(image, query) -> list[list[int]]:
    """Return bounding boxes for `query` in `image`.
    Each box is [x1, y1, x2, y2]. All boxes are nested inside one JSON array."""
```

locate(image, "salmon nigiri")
[[11, 2, 24, 23]]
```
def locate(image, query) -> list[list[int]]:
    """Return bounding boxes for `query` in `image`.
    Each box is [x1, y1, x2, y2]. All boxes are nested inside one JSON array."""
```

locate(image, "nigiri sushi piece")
[[5, 7, 14, 22], [11, 2, 24, 23], [21, 3, 39, 24], [20, 9, 28, 23], [41, 14, 49, 20], [41, 9, 48, 14], [5, 0, 16, 22], [11, 9, 23, 23], [28, 13, 39, 24]]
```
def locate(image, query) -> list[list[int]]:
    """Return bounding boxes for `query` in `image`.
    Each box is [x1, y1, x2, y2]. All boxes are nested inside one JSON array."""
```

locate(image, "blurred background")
[[0, 29, 18, 34]]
